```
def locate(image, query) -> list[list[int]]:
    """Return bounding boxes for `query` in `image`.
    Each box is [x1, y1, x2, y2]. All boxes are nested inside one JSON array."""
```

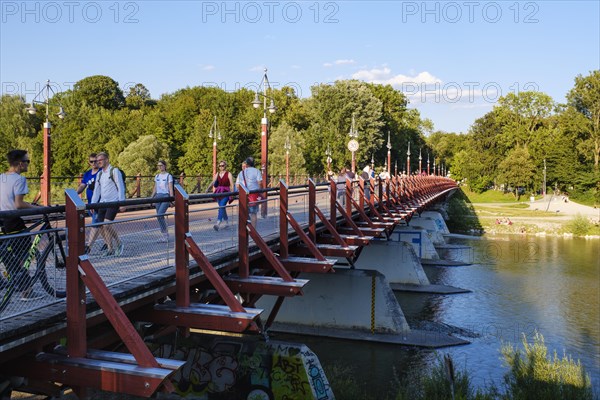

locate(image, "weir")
[[0, 174, 466, 399]]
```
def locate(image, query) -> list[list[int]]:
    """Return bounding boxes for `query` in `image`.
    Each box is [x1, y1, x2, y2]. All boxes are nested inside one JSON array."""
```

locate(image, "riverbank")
[[446, 189, 600, 238]]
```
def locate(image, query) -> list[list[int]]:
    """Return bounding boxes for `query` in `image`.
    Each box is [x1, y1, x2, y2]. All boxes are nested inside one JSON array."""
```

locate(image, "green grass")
[[462, 188, 537, 204]]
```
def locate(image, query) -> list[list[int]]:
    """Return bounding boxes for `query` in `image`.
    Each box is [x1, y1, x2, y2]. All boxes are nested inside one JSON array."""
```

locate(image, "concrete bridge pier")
[[256, 269, 468, 348]]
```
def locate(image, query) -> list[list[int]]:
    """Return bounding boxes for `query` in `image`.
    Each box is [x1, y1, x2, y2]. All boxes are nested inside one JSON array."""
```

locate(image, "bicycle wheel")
[[34, 233, 66, 298]]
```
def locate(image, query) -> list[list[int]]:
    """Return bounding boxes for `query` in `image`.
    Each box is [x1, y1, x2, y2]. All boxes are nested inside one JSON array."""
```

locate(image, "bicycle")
[[0, 214, 67, 314]]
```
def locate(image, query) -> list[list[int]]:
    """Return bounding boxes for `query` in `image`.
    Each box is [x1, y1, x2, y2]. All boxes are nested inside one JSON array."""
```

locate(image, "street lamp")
[[386, 132, 392, 175], [427, 152, 430, 175], [347, 113, 359, 173], [26, 80, 66, 206], [394, 160, 398, 176], [543, 158, 547, 196], [208, 115, 221, 176], [406, 141, 411, 175], [325, 144, 332, 175], [419, 148, 422, 175], [284, 135, 291, 184], [433, 157, 436, 176], [252, 68, 276, 190]]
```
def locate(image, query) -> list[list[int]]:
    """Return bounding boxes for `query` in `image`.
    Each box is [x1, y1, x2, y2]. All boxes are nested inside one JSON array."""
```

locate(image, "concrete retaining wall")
[[389, 228, 440, 260]]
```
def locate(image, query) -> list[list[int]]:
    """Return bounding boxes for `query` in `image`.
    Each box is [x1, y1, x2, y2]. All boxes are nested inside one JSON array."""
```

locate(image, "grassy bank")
[[447, 189, 600, 237]]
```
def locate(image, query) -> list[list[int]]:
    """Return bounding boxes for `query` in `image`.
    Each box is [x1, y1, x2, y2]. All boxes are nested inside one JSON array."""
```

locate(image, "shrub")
[[502, 332, 594, 400], [565, 214, 593, 236]]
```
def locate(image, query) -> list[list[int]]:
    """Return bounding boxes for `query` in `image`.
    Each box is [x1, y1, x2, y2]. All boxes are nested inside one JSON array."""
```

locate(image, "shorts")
[[96, 207, 119, 222], [249, 205, 258, 214]]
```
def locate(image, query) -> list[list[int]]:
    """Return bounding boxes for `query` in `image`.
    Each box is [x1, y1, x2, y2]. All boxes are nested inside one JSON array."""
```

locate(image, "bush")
[[502, 332, 594, 400], [565, 214, 593, 236]]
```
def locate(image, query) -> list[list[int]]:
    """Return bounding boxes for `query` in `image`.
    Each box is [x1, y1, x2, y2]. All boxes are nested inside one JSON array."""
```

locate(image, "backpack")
[[98, 166, 127, 196]]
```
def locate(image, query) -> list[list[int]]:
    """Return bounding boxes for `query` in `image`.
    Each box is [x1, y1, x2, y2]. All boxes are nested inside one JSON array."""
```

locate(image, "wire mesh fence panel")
[[316, 188, 331, 219], [0, 228, 67, 324], [287, 192, 309, 227], [189, 201, 239, 257], [84, 214, 174, 288]]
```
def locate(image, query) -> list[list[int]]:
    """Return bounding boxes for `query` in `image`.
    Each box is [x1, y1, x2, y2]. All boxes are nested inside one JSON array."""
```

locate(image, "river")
[[278, 235, 600, 398]]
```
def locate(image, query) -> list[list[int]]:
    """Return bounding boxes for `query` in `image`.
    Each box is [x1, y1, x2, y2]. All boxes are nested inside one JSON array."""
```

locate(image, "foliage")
[[502, 332, 594, 400], [116, 135, 169, 178], [268, 121, 306, 180], [496, 146, 536, 199], [73, 75, 125, 110], [564, 214, 594, 236], [567, 70, 600, 169], [394, 354, 497, 400], [445, 189, 484, 233]]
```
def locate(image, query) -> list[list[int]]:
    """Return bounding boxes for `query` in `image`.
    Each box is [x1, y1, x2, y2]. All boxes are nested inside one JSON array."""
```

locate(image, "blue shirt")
[[81, 169, 99, 203]]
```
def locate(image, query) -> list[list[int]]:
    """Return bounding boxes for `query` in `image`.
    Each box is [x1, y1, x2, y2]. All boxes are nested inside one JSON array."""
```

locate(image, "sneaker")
[[213, 224, 219, 231], [115, 243, 125, 257], [20, 288, 45, 301], [222, 221, 229, 229]]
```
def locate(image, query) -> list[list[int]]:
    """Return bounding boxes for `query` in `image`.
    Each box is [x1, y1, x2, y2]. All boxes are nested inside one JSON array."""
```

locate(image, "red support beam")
[[174, 184, 190, 308], [238, 184, 250, 279], [65, 189, 87, 358], [279, 180, 289, 259]]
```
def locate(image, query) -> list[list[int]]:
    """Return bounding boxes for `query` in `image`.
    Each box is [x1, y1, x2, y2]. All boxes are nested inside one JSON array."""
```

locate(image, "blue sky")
[[1, 1, 599, 133]]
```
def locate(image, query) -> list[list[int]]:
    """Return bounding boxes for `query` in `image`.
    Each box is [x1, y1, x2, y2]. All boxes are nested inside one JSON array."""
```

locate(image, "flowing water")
[[277, 235, 600, 398]]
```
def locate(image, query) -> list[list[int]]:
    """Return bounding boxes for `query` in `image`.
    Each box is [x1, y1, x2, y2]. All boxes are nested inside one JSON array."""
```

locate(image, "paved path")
[[529, 195, 600, 221]]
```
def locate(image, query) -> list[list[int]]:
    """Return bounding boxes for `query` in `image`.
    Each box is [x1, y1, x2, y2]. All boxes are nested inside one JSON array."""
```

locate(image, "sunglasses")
[[219, 164, 226, 167], [21, 160, 31, 164], [89, 160, 97, 164]]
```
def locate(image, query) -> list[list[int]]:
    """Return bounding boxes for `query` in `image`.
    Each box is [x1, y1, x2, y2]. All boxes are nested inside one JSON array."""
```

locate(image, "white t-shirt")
[[236, 167, 262, 191], [154, 173, 173, 194], [91, 165, 125, 203], [0, 172, 28, 211]]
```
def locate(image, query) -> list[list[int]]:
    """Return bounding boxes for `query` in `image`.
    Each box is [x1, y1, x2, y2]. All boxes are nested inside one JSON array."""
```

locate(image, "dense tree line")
[[1, 71, 597, 203], [0, 75, 431, 181], [428, 70, 599, 202]]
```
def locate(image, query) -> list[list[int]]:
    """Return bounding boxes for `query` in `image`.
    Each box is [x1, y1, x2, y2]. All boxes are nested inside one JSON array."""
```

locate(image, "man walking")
[[89, 152, 125, 256], [236, 157, 262, 226], [76, 153, 100, 223], [0, 150, 42, 299]]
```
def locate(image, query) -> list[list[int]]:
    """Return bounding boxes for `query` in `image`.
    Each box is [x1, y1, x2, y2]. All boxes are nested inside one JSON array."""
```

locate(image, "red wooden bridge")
[[0, 174, 456, 398]]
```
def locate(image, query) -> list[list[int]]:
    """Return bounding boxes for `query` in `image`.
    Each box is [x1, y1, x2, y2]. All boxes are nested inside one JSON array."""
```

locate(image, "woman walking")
[[151, 160, 173, 242], [213, 160, 234, 231]]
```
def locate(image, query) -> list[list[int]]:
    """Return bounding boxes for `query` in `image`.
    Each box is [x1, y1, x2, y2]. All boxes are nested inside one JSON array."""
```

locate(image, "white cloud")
[[352, 67, 441, 86], [201, 65, 215, 71], [324, 59, 356, 67]]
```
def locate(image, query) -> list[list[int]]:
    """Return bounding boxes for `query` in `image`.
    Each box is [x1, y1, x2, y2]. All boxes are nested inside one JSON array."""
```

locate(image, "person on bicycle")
[[89, 152, 125, 257], [0, 149, 42, 300]]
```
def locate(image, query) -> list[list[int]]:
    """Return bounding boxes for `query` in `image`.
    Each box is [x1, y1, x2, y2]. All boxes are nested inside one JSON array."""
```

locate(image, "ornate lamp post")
[[418, 148, 422, 174], [325, 144, 332, 175], [252, 68, 276, 189], [433, 158, 436, 176], [284, 136, 291, 184], [386, 132, 392, 175], [406, 141, 411, 175], [347, 113, 359, 173], [427, 152, 430, 175], [208, 115, 221, 176], [394, 160, 398, 176], [26, 80, 66, 206]]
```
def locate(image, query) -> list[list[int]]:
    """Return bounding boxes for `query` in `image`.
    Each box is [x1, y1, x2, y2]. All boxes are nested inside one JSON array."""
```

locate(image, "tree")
[[268, 122, 306, 181], [495, 91, 555, 148], [496, 147, 536, 199], [126, 83, 152, 109], [567, 70, 600, 170], [0, 95, 40, 171], [117, 135, 169, 177], [73, 75, 125, 110]]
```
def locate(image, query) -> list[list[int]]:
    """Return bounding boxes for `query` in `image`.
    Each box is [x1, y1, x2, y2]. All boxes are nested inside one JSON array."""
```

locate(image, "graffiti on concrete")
[[151, 333, 334, 399]]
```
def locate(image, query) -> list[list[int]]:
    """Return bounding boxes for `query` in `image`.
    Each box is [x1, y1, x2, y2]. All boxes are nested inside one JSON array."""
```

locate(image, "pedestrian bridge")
[[0, 175, 457, 398]]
